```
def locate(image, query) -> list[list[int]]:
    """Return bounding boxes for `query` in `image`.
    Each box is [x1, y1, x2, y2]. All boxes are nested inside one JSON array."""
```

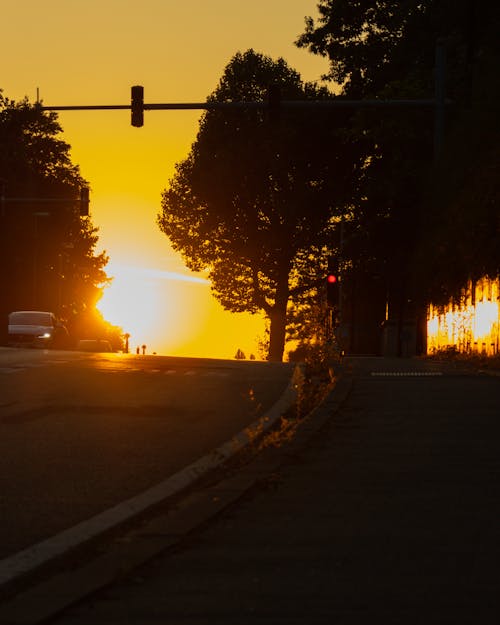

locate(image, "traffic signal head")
[[326, 271, 339, 307], [131, 85, 144, 127]]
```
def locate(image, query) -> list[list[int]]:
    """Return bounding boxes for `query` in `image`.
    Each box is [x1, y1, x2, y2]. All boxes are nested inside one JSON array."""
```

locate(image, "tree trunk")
[[268, 299, 288, 362]]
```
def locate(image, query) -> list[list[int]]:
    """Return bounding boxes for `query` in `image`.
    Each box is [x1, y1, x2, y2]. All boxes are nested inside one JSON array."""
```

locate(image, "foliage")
[[414, 9, 500, 302], [297, 1, 433, 95], [296, 0, 484, 101], [426, 349, 500, 372], [295, 2, 433, 327], [287, 292, 342, 393], [158, 50, 351, 361], [297, 1, 500, 318], [0, 93, 83, 193], [286, 284, 331, 357], [0, 92, 120, 343], [69, 306, 124, 351]]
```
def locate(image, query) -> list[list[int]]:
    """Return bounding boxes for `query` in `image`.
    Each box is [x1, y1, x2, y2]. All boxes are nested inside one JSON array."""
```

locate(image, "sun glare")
[[98, 266, 162, 349], [96, 262, 265, 360], [97, 264, 209, 354]]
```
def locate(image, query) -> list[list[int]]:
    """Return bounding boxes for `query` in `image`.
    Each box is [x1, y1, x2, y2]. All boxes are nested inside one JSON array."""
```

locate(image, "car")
[[7, 310, 69, 349], [76, 339, 113, 353]]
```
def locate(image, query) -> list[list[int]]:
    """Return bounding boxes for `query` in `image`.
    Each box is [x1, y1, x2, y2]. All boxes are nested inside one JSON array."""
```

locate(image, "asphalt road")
[[0, 348, 294, 560], [45, 357, 500, 625]]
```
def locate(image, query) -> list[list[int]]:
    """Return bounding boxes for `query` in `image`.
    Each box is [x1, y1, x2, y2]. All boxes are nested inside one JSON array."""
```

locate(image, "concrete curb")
[[0, 366, 301, 596], [0, 372, 353, 624]]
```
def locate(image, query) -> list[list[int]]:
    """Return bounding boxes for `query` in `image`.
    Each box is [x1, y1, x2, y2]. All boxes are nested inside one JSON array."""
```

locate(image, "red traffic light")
[[326, 272, 339, 307]]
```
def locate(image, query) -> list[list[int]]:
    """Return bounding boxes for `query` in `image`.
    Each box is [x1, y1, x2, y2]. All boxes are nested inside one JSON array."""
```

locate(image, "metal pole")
[[0, 181, 5, 216], [41, 98, 437, 113], [338, 217, 344, 324], [434, 41, 446, 162], [33, 215, 38, 307]]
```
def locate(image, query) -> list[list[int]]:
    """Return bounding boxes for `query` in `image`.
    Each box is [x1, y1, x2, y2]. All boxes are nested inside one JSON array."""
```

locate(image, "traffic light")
[[131, 85, 144, 127], [80, 187, 90, 216], [267, 84, 281, 123], [326, 267, 339, 308]]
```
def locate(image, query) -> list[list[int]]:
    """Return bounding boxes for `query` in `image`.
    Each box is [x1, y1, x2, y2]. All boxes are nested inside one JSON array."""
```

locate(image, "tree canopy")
[[0, 92, 121, 347], [297, 0, 500, 322], [158, 50, 353, 361]]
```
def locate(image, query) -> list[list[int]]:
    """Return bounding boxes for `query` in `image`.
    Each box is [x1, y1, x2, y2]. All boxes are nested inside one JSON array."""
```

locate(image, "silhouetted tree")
[[413, 4, 500, 302], [297, 0, 500, 310], [69, 307, 124, 352], [0, 92, 112, 341], [158, 50, 353, 361], [297, 1, 435, 303]]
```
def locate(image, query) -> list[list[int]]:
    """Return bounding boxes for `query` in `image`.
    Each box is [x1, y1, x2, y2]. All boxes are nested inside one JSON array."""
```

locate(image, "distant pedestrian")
[[136, 346, 140, 355]]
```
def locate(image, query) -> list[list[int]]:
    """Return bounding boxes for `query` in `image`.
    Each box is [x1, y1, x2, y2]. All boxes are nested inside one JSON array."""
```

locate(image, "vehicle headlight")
[[38, 332, 52, 339]]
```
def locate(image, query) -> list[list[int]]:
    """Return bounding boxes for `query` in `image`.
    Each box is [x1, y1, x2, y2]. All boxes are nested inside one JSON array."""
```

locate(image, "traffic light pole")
[[41, 92, 447, 168], [37, 40, 447, 153], [41, 39, 448, 155], [42, 97, 440, 114]]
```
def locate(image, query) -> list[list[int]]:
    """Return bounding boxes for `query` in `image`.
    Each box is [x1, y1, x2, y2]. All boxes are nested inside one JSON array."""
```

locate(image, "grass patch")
[[425, 347, 500, 371], [254, 355, 339, 452]]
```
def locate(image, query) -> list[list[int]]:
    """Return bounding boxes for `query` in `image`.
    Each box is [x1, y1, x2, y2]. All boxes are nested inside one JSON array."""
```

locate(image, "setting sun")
[[96, 263, 265, 359], [97, 263, 210, 355]]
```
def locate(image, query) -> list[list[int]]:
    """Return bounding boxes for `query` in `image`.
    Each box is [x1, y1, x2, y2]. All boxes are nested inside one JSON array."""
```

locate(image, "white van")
[[7, 311, 69, 348]]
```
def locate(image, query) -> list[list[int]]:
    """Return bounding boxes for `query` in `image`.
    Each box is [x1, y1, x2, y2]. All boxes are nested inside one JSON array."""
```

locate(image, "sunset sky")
[[3, 0, 329, 358]]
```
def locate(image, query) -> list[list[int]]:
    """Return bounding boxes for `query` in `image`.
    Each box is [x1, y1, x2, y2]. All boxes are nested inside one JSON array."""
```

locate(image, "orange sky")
[[2, 1, 329, 358]]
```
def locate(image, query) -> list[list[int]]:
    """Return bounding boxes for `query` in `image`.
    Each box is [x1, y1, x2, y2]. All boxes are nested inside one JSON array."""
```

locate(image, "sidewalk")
[[8, 360, 500, 623]]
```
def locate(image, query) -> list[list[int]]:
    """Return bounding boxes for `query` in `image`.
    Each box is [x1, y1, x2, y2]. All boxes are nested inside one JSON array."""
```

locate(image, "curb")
[[0, 373, 353, 624], [0, 367, 300, 595]]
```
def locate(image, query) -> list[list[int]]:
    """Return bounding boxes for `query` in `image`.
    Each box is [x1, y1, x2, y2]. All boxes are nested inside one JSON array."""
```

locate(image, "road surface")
[[44, 357, 500, 624], [0, 348, 294, 560]]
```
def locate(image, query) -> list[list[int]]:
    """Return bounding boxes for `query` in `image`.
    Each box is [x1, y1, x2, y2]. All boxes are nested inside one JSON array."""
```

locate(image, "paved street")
[[0, 349, 293, 559], [45, 358, 500, 624]]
